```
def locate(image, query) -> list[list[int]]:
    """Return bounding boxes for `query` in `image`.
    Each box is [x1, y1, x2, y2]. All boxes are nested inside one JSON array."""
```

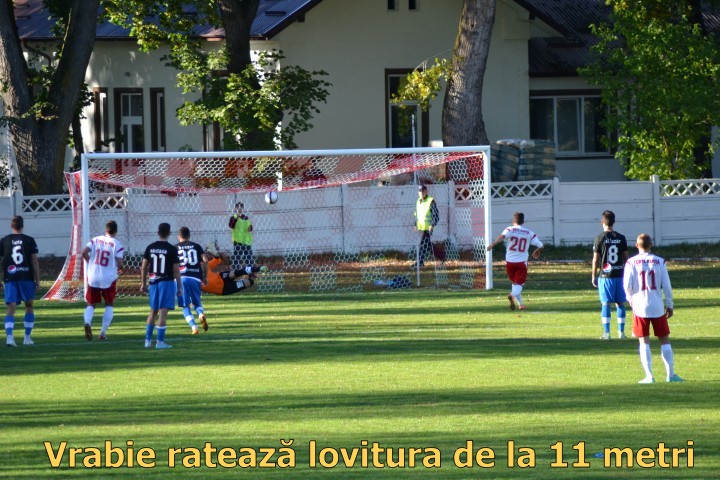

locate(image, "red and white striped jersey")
[[86, 235, 124, 289], [501, 225, 543, 263], [623, 252, 673, 318]]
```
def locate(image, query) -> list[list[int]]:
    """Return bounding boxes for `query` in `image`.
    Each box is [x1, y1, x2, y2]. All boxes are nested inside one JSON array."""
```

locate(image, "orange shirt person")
[[201, 248, 267, 296]]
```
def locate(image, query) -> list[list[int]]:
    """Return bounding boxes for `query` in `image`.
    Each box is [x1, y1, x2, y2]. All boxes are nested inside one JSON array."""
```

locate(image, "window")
[[114, 89, 145, 152], [385, 70, 428, 148], [150, 88, 166, 152], [530, 93, 608, 155], [93, 88, 109, 152], [387, 0, 397, 10], [409, 0, 418, 10]]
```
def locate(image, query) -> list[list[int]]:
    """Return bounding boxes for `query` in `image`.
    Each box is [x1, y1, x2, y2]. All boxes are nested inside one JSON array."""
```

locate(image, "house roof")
[[13, 0, 720, 77], [13, 0, 322, 40]]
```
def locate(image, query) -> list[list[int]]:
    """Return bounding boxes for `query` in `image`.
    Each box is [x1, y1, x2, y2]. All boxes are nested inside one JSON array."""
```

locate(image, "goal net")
[[45, 147, 492, 301]]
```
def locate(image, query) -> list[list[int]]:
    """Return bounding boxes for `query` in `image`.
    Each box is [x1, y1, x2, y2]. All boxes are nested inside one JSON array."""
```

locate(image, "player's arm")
[[173, 262, 183, 297], [140, 258, 149, 292], [201, 256, 208, 286], [591, 252, 600, 287], [116, 257, 124, 274], [81, 245, 91, 263], [430, 200, 439, 231], [622, 264, 634, 308], [660, 263, 674, 318], [486, 234, 505, 251], [31, 253, 40, 287]]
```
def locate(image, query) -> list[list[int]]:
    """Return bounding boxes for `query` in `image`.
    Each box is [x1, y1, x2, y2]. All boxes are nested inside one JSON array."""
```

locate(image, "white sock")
[[660, 343, 675, 379], [101, 307, 114, 334], [84, 306, 95, 325], [639, 343, 653, 379]]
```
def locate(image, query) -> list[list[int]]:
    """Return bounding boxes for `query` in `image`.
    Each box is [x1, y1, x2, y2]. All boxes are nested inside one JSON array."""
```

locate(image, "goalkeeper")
[[202, 243, 268, 296]]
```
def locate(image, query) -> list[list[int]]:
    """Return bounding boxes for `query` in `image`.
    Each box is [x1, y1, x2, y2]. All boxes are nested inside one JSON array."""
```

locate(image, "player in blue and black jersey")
[[591, 210, 629, 340], [176, 226, 208, 335], [0, 216, 40, 347], [141, 222, 182, 349]]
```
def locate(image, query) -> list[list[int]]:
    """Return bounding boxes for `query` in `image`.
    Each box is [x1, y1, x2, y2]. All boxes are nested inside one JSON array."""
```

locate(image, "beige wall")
[[275, 0, 532, 149]]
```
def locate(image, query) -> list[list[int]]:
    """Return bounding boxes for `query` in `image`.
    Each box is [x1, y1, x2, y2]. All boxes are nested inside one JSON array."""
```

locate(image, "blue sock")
[[183, 307, 196, 326], [145, 324, 155, 341], [5, 315, 14, 336], [24, 312, 35, 336], [196, 306, 204, 316], [157, 326, 166, 343], [601, 304, 611, 333], [617, 305, 626, 332]]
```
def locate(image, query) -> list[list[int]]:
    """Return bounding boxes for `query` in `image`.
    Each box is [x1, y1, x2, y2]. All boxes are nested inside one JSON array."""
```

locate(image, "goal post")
[[45, 146, 493, 301]]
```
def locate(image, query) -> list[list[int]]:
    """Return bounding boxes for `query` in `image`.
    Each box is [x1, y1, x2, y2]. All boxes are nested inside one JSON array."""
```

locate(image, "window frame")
[[385, 69, 429, 148], [93, 87, 109, 152], [150, 88, 167, 152], [529, 90, 609, 157]]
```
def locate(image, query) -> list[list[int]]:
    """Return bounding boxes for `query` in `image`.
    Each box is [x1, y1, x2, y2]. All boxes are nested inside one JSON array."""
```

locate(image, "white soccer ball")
[[264, 191, 278, 204]]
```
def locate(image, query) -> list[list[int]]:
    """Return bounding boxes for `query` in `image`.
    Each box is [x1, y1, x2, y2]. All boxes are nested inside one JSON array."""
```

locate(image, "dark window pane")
[[584, 97, 607, 153], [530, 98, 554, 143], [390, 105, 418, 147], [556, 99, 579, 152]]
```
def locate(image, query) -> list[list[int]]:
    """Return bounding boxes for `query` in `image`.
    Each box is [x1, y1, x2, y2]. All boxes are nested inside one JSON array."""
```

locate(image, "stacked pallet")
[[492, 139, 556, 181]]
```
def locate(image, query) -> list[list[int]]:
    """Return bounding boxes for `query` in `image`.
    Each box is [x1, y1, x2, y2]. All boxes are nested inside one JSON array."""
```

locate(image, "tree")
[[0, 0, 99, 194], [392, 0, 496, 147], [581, 0, 720, 180], [108, 0, 331, 151]]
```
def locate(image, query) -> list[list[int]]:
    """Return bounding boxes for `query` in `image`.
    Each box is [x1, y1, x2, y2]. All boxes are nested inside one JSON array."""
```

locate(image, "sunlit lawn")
[[1, 261, 718, 479]]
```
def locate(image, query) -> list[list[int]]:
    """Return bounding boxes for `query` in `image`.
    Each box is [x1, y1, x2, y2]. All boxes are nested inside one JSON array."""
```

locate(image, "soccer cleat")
[[507, 294, 516, 311], [155, 342, 173, 349], [84, 323, 93, 341], [23, 337, 34, 346], [518, 304, 526, 311], [144, 339, 152, 349], [638, 377, 655, 384], [191, 327, 199, 335], [667, 374, 685, 383], [98, 333, 107, 341], [259, 265, 269, 273], [6, 336, 17, 347], [199, 313, 209, 332], [618, 332, 627, 339], [600, 332, 611, 340]]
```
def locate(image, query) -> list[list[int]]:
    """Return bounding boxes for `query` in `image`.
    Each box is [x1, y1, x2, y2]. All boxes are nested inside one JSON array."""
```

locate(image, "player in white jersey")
[[81, 221, 125, 341], [487, 212, 544, 310], [623, 234, 683, 384]]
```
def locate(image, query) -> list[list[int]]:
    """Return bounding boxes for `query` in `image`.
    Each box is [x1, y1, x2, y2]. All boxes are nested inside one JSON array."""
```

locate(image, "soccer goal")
[[45, 146, 493, 301]]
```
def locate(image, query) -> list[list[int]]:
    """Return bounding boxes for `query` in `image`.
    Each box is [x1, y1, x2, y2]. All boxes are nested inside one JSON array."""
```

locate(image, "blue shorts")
[[598, 277, 626, 304], [149, 281, 177, 311], [4, 281, 36, 304], [178, 277, 203, 309]]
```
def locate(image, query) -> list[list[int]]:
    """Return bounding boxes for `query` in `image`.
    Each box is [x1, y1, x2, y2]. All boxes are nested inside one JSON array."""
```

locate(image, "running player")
[[591, 210, 629, 339], [176, 227, 208, 334], [81, 220, 125, 341], [486, 212, 544, 310]]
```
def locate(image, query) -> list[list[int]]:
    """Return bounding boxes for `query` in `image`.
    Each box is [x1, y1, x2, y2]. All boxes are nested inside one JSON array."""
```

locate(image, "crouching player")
[[202, 243, 267, 296]]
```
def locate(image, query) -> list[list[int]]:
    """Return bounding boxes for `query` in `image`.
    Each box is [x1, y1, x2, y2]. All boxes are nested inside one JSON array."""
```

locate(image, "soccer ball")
[[265, 191, 278, 204]]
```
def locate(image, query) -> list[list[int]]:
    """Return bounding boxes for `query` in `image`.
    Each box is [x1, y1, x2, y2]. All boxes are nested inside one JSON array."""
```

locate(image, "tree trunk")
[[442, 0, 496, 146], [0, 0, 99, 194]]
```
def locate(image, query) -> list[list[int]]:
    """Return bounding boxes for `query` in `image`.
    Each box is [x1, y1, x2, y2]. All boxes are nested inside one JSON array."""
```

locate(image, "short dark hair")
[[601, 210, 615, 227], [11, 216, 23, 231], [637, 233, 652, 250], [178, 226, 190, 240], [513, 212, 524, 225], [106, 220, 118, 235], [158, 222, 171, 238], [235, 202, 244, 209]]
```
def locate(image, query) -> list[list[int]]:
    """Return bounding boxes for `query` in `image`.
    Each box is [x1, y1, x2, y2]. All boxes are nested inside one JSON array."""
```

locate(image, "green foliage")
[[391, 58, 451, 111], [175, 49, 330, 151], [581, 0, 720, 180]]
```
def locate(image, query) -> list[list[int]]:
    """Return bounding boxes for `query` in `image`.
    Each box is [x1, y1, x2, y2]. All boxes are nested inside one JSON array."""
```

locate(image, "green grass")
[[1, 260, 719, 479]]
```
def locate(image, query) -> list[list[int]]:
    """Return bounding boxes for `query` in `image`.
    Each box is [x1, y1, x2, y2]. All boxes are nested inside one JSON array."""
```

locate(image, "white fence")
[[2, 176, 719, 257]]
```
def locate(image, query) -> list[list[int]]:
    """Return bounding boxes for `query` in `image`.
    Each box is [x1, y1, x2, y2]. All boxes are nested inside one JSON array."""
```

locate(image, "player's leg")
[[5, 283, 19, 346], [84, 286, 102, 340], [634, 315, 654, 383], [154, 282, 176, 349], [654, 318, 682, 382], [179, 278, 199, 334], [188, 284, 208, 332], [598, 278, 612, 339], [99, 281, 118, 340], [504, 263, 516, 310], [22, 294, 35, 346], [513, 264, 528, 310], [613, 279, 627, 338], [221, 277, 253, 295], [146, 284, 160, 348]]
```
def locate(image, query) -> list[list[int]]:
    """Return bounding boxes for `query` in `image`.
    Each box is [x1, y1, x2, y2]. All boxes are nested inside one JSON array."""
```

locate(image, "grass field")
[[1, 257, 719, 479]]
